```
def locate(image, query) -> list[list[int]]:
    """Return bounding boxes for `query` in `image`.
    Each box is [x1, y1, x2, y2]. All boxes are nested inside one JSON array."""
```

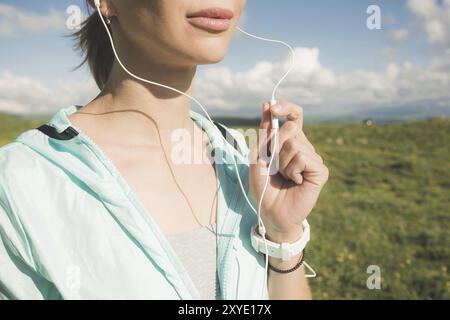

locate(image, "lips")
[[186, 7, 234, 32]]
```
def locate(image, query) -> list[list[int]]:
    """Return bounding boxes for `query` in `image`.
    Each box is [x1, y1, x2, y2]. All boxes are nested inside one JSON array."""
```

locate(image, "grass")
[[302, 118, 450, 299], [0, 113, 46, 146], [1, 113, 449, 299]]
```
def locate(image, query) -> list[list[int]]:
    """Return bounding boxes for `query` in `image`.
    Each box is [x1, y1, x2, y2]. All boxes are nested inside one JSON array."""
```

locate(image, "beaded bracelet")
[[268, 249, 306, 274]]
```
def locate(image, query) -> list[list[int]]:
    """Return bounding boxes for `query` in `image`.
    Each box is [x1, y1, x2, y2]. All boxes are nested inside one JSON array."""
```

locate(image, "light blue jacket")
[[0, 105, 268, 300]]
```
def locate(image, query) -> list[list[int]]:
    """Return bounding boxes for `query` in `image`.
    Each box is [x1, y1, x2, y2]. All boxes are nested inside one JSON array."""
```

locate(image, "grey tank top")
[[166, 224, 219, 300]]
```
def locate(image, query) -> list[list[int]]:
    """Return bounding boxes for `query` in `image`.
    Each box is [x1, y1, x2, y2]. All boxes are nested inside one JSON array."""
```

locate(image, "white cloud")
[[387, 29, 409, 41], [0, 4, 65, 37], [1, 43, 449, 118], [191, 1, 450, 117], [1, 1, 449, 119], [431, 49, 450, 72], [406, 0, 450, 46], [0, 71, 98, 115], [1, 47, 449, 118], [194, 47, 450, 116]]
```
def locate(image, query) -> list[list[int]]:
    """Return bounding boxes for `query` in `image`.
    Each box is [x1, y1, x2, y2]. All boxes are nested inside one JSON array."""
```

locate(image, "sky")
[[0, 0, 449, 120]]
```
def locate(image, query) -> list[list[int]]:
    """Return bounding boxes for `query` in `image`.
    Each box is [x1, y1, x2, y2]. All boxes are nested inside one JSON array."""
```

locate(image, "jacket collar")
[[18, 105, 249, 299]]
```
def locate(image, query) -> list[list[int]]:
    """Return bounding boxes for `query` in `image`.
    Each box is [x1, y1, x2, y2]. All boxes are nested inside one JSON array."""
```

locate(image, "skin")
[[70, 0, 328, 300]]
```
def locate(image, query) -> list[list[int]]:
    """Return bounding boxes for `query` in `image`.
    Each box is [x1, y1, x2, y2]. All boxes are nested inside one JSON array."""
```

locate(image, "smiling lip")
[[186, 7, 234, 32]]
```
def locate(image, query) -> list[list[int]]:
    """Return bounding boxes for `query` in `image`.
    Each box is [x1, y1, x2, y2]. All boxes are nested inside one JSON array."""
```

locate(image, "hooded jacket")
[[0, 105, 268, 300]]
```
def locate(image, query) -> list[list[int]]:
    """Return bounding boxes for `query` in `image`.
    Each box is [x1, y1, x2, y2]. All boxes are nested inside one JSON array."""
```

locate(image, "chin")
[[191, 44, 229, 65], [200, 53, 227, 65]]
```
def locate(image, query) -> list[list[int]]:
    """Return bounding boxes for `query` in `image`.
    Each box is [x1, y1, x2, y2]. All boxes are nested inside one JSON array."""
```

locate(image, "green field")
[[303, 118, 449, 299], [0, 113, 47, 146], [1, 113, 449, 299]]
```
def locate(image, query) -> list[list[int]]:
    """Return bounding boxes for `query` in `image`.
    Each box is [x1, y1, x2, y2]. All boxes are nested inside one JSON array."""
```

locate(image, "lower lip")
[[187, 17, 231, 32]]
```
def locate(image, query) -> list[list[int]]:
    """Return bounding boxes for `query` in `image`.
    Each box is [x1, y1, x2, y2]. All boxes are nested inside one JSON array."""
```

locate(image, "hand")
[[249, 101, 329, 243]]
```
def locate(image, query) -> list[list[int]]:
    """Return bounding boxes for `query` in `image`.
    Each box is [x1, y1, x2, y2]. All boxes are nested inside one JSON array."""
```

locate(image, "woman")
[[0, 0, 328, 300]]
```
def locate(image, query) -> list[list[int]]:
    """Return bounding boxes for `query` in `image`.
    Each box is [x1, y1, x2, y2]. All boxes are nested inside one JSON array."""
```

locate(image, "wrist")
[[251, 220, 310, 262], [268, 249, 304, 269]]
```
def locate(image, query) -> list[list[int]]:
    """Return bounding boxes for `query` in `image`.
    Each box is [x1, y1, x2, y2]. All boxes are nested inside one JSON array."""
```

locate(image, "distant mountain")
[[2, 103, 449, 126], [206, 103, 450, 124]]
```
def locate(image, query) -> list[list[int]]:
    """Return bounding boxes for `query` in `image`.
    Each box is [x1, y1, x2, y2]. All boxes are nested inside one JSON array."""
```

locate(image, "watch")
[[250, 220, 310, 261]]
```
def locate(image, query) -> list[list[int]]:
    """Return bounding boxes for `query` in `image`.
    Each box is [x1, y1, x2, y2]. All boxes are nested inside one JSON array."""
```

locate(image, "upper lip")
[[186, 7, 234, 20]]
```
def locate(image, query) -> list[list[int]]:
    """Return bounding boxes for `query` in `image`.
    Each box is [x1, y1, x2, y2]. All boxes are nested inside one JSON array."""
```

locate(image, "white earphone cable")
[[235, 27, 296, 297], [236, 27, 295, 103], [95, 4, 257, 218], [93, 1, 305, 298]]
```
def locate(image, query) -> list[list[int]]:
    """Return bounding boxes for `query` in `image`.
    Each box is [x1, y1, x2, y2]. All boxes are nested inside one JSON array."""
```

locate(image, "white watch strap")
[[251, 220, 310, 261]]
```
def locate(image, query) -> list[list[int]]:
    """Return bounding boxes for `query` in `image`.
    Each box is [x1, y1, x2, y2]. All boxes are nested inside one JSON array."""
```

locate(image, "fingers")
[[270, 100, 304, 129], [276, 121, 299, 153], [284, 152, 306, 185], [272, 101, 316, 155], [282, 152, 329, 187], [255, 100, 326, 185], [302, 155, 329, 187], [278, 134, 327, 186], [275, 122, 316, 155], [279, 138, 322, 172], [269, 101, 304, 154], [299, 131, 316, 153]]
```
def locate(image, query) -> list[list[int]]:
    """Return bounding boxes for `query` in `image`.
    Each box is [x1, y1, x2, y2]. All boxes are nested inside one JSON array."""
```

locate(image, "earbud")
[[94, 0, 100, 8]]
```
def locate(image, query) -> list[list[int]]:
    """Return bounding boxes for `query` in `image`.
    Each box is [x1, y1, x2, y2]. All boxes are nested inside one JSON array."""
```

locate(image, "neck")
[[87, 59, 198, 145]]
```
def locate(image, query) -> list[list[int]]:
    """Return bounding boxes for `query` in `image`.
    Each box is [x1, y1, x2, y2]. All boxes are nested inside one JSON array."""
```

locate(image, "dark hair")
[[73, 2, 114, 90]]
